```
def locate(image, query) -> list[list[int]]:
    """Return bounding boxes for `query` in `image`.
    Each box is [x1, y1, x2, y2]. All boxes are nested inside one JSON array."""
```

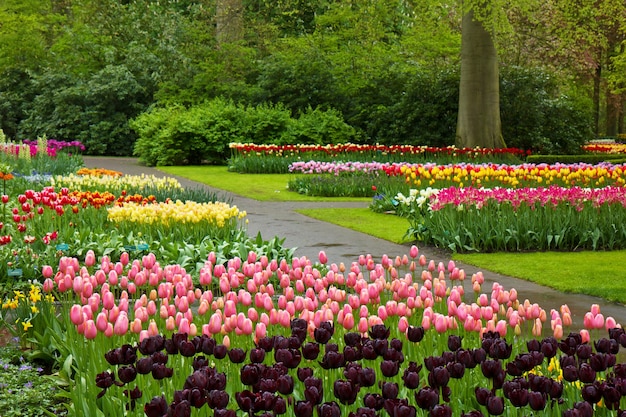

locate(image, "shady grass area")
[[160, 165, 626, 306]]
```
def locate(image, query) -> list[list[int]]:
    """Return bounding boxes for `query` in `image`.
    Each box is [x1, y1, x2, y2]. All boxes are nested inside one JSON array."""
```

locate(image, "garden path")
[[83, 156, 626, 330]]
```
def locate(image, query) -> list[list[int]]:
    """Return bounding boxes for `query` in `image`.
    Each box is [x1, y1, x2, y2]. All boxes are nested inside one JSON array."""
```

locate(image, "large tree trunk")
[[456, 10, 505, 149], [216, 0, 243, 45]]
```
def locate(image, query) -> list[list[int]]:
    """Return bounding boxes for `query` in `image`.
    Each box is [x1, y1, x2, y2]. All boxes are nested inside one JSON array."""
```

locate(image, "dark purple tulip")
[[392, 401, 417, 417], [563, 365, 579, 382], [407, 325, 425, 343], [360, 366, 376, 387], [428, 366, 450, 388], [528, 374, 552, 394], [581, 383, 602, 404], [151, 351, 168, 364], [277, 374, 294, 395], [486, 396, 504, 415], [227, 347, 246, 363], [289, 335, 304, 349], [471, 348, 486, 365], [345, 332, 362, 347], [214, 410, 236, 417], [105, 344, 137, 366], [152, 363, 173, 380], [577, 343, 592, 360], [295, 401, 314, 417], [446, 361, 465, 379], [185, 369, 209, 390], [424, 356, 446, 372], [373, 339, 389, 357], [199, 336, 215, 355], [349, 407, 377, 417], [480, 359, 502, 379], [319, 350, 344, 369], [144, 395, 168, 417], [298, 367, 314, 382], [361, 342, 378, 360], [304, 377, 324, 404], [615, 363, 626, 378], [314, 322, 334, 344], [528, 391, 546, 411], [488, 339, 512, 360], [187, 388, 205, 408], [430, 404, 452, 417], [235, 390, 254, 412], [448, 335, 462, 351], [344, 362, 362, 383], [257, 336, 275, 352], [590, 353, 609, 372], [170, 400, 191, 417], [249, 348, 265, 363], [562, 410, 582, 417], [213, 344, 227, 359], [456, 349, 476, 369], [333, 380, 359, 405], [526, 339, 541, 352], [369, 324, 390, 340], [192, 356, 209, 370], [381, 381, 399, 399], [177, 340, 195, 357], [164, 338, 178, 355], [390, 338, 403, 351], [207, 389, 229, 409], [384, 348, 404, 363], [95, 371, 119, 398], [259, 391, 277, 411], [240, 364, 260, 386], [474, 387, 492, 406], [124, 385, 142, 400], [302, 342, 320, 360], [594, 337, 612, 353], [507, 388, 529, 407], [118, 365, 137, 384], [381, 360, 400, 377], [139, 335, 165, 355], [274, 396, 287, 415], [274, 336, 289, 350], [402, 370, 420, 389], [363, 393, 384, 410], [415, 386, 439, 410], [258, 378, 278, 393], [549, 380, 564, 399], [291, 318, 307, 331], [578, 363, 597, 383], [136, 357, 154, 374], [540, 340, 558, 359], [344, 345, 361, 362], [317, 401, 341, 417], [573, 401, 594, 417], [602, 384, 621, 410], [460, 412, 484, 417], [208, 370, 226, 391]]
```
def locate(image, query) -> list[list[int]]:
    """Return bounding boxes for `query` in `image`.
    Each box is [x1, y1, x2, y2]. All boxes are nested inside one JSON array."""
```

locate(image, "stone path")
[[83, 156, 626, 329]]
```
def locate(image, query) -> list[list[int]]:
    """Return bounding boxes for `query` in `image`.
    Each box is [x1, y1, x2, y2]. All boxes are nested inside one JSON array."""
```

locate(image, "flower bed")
[[37, 248, 626, 417], [394, 186, 626, 252]]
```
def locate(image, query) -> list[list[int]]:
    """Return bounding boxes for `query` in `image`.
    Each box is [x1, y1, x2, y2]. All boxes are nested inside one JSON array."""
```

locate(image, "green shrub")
[[289, 107, 355, 145]]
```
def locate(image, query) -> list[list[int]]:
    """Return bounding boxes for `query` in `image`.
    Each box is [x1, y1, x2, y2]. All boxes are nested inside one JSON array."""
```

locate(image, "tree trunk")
[[456, 10, 505, 149], [216, 0, 243, 45]]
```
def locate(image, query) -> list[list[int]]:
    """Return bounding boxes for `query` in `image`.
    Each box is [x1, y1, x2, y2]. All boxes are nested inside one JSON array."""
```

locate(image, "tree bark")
[[456, 10, 505, 149], [216, 0, 243, 45]]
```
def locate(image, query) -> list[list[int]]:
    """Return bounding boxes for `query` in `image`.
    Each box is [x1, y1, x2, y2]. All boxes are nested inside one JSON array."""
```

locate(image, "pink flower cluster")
[[42, 247, 618, 344], [289, 161, 399, 175], [428, 186, 626, 212]]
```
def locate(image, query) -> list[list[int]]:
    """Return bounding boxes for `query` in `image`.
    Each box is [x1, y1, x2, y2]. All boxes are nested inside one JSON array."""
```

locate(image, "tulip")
[[84, 319, 98, 339]]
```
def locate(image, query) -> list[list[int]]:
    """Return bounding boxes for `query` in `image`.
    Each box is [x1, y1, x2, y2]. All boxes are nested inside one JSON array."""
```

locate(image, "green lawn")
[[161, 165, 626, 305], [158, 166, 369, 202]]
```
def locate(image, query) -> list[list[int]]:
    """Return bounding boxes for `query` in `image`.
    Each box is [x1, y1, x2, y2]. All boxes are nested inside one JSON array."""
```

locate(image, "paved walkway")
[[83, 156, 626, 329]]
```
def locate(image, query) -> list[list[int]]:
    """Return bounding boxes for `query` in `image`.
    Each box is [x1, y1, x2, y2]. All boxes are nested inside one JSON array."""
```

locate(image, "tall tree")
[[456, 9, 505, 148], [216, 0, 244, 45]]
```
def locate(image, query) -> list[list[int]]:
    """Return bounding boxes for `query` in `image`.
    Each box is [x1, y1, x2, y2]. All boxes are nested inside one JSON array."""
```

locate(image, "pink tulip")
[[358, 317, 369, 334], [113, 313, 129, 335], [166, 316, 176, 331], [409, 245, 419, 258], [343, 313, 355, 331], [84, 319, 97, 339], [96, 312, 108, 332], [43, 278, 55, 292], [42, 265, 54, 279], [255, 322, 267, 340], [532, 318, 542, 337], [605, 316, 618, 330], [70, 304, 84, 325], [179, 318, 190, 334], [580, 329, 590, 344], [495, 320, 507, 337], [84, 250, 96, 267], [318, 251, 328, 265], [553, 324, 563, 339], [398, 316, 409, 333]]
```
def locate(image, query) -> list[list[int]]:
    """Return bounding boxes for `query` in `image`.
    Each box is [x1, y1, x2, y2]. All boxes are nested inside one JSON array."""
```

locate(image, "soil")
[[0, 327, 14, 347]]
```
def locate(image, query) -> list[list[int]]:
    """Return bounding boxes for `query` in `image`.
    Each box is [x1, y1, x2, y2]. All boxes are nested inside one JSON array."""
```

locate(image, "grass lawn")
[[162, 165, 626, 305], [158, 166, 369, 202]]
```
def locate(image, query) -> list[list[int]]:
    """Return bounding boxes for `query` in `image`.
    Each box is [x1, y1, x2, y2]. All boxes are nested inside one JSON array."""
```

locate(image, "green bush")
[[133, 99, 357, 166]]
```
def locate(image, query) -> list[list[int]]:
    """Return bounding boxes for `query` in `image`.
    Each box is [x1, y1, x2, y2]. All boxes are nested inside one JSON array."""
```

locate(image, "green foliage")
[[0, 350, 68, 416], [133, 99, 357, 166], [500, 66, 594, 154], [18, 65, 150, 155]]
